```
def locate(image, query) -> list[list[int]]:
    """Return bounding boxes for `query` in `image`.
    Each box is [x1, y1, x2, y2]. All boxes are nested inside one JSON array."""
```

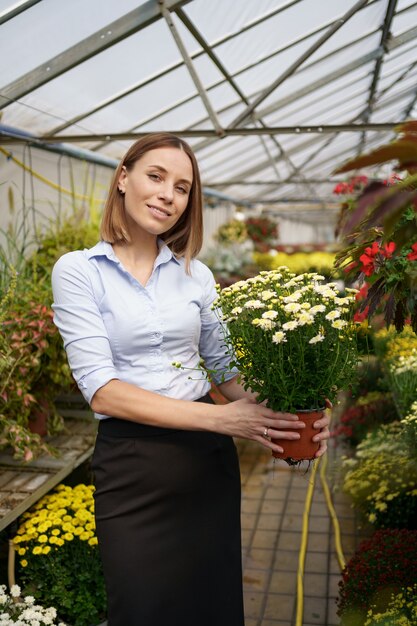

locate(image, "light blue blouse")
[[51, 240, 237, 420]]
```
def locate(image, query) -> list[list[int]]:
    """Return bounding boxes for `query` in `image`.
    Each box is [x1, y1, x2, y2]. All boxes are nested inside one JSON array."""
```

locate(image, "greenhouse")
[[1, 0, 417, 625]]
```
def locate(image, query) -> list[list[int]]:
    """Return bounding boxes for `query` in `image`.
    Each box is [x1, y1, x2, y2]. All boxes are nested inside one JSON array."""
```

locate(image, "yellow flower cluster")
[[343, 445, 417, 524], [214, 219, 248, 244], [364, 584, 417, 626], [373, 325, 417, 363], [13, 484, 97, 567], [253, 251, 338, 276]]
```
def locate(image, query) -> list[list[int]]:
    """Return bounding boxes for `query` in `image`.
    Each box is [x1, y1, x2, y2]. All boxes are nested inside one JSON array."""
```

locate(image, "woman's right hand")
[[218, 398, 305, 454]]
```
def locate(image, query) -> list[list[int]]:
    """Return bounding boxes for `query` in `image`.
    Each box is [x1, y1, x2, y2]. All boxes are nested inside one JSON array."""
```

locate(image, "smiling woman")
[[51, 132, 330, 626]]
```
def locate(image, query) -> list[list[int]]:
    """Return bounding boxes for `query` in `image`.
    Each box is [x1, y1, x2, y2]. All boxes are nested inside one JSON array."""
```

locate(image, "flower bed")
[[13, 484, 106, 626], [337, 529, 417, 625]]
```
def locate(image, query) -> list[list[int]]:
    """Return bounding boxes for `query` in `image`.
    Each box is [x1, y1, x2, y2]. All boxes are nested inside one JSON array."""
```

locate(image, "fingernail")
[[313, 436, 320, 442]]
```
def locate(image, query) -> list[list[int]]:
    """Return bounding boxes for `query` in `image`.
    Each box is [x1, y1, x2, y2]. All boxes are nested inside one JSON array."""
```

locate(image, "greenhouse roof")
[[1, 0, 416, 207]]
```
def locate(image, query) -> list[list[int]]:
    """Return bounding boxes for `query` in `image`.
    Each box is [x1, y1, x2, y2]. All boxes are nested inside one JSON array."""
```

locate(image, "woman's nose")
[[158, 183, 174, 203]]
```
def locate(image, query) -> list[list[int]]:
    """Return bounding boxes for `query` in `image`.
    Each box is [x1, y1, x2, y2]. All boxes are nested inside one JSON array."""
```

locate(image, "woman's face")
[[118, 147, 193, 238]]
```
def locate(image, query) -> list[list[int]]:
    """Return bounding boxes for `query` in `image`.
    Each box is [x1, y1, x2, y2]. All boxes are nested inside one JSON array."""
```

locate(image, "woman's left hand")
[[313, 398, 332, 458]]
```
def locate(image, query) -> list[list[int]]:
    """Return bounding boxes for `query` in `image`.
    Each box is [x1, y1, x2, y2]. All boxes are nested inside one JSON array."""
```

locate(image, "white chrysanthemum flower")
[[331, 319, 348, 329], [334, 296, 351, 305], [231, 307, 243, 315], [283, 302, 302, 313], [309, 334, 325, 344], [261, 290, 276, 301], [283, 291, 303, 303], [272, 331, 287, 344], [325, 310, 341, 321], [244, 299, 264, 309], [322, 288, 337, 298], [310, 304, 326, 314], [297, 312, 314, 326], [24, 596, 35, 606], [262, 310, 278, 319], [300, 302, 311, 309], [345, 287, 359, 294], [0, 594, 7, 604], [283, 280, 297, 288], [252, 318, 261, 326], [10, 585, 20, 598], [257, 318, 276, 331], [282, 320, 299, 331]]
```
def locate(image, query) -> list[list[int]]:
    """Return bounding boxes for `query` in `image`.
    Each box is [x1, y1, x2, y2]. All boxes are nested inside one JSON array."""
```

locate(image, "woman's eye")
[[177, 187, 188, 194], [148, 173, 160, 181]]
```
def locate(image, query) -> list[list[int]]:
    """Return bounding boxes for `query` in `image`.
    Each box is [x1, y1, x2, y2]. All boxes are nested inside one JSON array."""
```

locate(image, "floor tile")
[[303, 573, 328, 596], [269, 571, 297, 595], [273, 549, 299, 572], [245, 548, 275, 570], [243, 592, 265, 619], [243, 568, 269, 592], [263, 593, 295, 621], [304, 551, 328, 573], [252, 529, 278, 549], [277, 531, 301, 551], [302, 596, 327, 624], [257, 514, 282, 530]]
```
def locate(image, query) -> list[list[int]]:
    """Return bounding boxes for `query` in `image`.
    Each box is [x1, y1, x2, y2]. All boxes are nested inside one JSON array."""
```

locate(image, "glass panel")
[[0, 0, 146, 85]]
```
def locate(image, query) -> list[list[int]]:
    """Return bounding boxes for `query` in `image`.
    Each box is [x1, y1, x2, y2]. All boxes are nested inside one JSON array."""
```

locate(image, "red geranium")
[[407, 243, 417, 261]]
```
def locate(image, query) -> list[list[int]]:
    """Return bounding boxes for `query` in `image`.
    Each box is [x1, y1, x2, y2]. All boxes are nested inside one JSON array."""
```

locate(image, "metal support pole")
[[159, 1, 224, 136], [227, 0, 371, 128]]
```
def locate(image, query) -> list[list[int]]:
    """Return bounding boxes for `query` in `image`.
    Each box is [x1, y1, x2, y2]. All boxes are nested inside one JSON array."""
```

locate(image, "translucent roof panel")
[[1, 0, 416, 205]]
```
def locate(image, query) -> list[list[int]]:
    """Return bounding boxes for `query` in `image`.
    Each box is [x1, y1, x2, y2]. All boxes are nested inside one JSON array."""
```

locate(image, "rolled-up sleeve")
[[198, 266, 239, 386], [51, 252, 118, 405]]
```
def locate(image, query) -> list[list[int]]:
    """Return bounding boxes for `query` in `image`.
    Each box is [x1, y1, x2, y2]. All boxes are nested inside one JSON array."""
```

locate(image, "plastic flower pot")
[[272, 408, 324, 463]]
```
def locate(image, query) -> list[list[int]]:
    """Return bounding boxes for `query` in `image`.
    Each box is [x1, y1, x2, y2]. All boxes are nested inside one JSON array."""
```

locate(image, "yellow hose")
[[0, 146, 101, 203], [319, 451, 346, 571], [295, 457, 320, 626]]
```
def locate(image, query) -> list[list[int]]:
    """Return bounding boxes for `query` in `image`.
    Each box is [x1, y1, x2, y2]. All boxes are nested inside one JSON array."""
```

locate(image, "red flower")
[[407, 242, 417, 261], [382, 241, 396, 258], [355, 283, 369, 301], [359, 242, 380, 276], [354, 305, 369, 323], [344, 261, 359, 274]]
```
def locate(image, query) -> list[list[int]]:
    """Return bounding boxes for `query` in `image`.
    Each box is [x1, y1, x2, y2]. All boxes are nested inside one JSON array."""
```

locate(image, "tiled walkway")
[[237, 439, 369, 626]]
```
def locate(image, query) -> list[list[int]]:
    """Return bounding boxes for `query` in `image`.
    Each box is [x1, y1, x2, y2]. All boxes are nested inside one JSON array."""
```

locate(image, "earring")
[[118, 187, 125, 195]]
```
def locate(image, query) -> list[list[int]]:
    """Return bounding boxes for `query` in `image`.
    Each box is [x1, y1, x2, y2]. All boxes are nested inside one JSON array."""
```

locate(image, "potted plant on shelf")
[[215, 267, 359, 464], [333, 120, 417, 332]]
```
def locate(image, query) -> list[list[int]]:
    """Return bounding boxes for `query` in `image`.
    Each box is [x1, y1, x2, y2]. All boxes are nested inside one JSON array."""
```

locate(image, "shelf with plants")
[[0, 211, 100, 530], [330, 123, 417, 625]]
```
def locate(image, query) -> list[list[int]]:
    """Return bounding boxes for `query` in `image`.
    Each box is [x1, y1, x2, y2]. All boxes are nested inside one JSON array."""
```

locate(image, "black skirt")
[[91, 394, 244, 626]]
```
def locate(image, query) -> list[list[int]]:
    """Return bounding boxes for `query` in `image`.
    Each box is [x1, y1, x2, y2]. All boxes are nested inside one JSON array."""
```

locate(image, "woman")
[[52, 132, 330, 626]]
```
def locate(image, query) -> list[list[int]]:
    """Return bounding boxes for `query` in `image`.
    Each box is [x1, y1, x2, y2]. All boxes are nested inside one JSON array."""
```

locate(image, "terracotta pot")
[[272, 408, 325, 462]]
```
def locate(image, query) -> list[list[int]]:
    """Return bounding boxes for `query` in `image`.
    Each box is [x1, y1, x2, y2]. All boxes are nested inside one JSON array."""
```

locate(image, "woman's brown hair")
[[100, 133, 203, 271]]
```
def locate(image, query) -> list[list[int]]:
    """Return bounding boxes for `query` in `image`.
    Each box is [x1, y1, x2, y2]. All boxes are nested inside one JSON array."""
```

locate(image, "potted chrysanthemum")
[[215, 267, 359, 463], [12, 484, 106, 626], [0, 584, 66, 625]]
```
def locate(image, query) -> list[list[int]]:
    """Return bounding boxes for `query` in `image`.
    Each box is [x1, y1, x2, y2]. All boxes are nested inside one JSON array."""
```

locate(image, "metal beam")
[[90, 8, 379, 153], [192, 45, 383, 154], [160, 3, 224, 135], [357, 0, 398, 154], [192, 19, 417, 155], [203, 179, 344, 186], [227, 0, 370, 129], [174, 6, 318, 200], [41, 0, 305, 136], [0, 0, 42, 25], [0, 0, 192, 109], [0, 123, 403, 145]]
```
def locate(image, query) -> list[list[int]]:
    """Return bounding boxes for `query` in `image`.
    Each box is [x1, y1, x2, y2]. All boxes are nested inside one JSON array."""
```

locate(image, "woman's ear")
[[118, 165, 127, 194]]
